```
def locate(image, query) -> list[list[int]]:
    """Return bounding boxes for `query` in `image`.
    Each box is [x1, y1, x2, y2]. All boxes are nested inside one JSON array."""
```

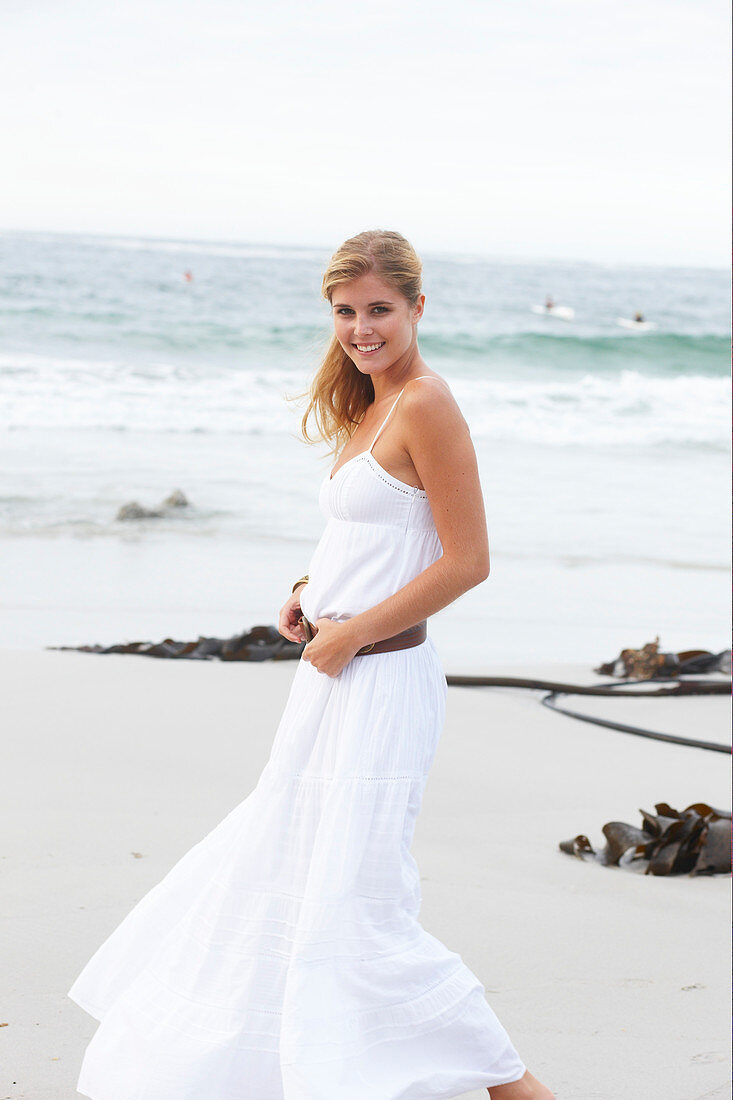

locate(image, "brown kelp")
[[50, 625, 303, 662], [559, 802, 732, 875]]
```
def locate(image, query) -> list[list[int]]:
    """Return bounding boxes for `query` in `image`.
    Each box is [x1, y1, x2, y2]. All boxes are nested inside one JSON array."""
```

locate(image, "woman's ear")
[[412, 293, 426, 324]]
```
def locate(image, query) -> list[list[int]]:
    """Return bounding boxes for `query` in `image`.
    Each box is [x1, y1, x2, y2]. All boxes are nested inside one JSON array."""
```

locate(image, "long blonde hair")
[[298, 230, 423, 455]]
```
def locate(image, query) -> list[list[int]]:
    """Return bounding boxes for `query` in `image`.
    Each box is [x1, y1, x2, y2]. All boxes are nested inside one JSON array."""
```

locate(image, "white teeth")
[[355, 343, 384, 352]]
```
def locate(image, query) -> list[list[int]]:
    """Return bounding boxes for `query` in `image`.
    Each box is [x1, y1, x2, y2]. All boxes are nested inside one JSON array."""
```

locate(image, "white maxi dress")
[[68, 378, 527, 1099]]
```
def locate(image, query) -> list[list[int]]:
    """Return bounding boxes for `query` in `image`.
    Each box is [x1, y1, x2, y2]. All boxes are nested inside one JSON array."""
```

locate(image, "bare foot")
[[488, 1068, 555, 1099]]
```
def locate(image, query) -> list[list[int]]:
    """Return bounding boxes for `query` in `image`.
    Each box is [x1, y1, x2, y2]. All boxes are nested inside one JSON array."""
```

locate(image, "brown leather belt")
[[298, 614, 427, 656]]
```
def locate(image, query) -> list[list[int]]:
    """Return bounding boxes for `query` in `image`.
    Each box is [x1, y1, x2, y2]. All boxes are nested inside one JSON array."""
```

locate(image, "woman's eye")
[[335, 306, 388, 315]]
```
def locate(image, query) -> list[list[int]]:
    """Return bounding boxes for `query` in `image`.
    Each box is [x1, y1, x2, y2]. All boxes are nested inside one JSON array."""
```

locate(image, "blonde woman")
[[68, 230, 553, 1100]]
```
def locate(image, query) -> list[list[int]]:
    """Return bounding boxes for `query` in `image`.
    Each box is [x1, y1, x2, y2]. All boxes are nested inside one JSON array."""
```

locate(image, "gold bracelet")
[[291, 575, 309, 593]]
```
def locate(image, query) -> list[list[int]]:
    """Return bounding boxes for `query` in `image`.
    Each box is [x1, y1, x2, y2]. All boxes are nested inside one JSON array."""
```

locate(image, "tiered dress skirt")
[[69, 637, 526, 1099]]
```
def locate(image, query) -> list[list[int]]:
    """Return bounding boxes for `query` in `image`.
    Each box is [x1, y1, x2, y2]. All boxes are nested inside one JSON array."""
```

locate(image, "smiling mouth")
[[352, 342, 385, 354]]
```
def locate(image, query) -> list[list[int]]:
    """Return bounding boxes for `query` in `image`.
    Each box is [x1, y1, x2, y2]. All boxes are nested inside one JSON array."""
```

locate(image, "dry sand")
[[1, 648, 730, 1100]]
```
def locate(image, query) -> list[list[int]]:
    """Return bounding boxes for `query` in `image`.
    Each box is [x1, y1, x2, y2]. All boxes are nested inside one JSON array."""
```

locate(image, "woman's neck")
[[369, 343, 426, 403]]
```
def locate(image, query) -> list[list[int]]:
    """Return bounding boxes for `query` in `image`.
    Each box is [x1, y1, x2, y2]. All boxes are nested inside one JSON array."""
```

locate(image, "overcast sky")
[[1, 0, 728, 266]]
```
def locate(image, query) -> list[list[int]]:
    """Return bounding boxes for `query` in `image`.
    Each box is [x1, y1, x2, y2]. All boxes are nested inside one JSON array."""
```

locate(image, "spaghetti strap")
[[368, 390, 405, 453], [368, 376, 439, 454]]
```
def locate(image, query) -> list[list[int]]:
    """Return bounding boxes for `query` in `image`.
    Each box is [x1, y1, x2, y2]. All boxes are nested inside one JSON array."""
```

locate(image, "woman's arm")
[[303, 379, 490, 676], [348, 377, 490, 639]]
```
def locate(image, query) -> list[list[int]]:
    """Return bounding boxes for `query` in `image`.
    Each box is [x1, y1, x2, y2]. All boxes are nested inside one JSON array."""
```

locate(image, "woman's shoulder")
[[402, 372, 458, 411], [401, 372, 467, 431], [405, 371, 450, 389], [402, 372, 453, 402]]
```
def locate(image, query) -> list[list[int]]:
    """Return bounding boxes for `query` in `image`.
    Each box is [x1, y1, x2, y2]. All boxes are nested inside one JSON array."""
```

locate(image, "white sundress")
[[67, 376, 527, 1099]]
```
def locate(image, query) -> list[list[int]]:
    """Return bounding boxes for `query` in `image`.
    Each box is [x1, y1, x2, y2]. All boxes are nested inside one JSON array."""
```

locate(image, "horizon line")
[[0, 225, 727, 274]]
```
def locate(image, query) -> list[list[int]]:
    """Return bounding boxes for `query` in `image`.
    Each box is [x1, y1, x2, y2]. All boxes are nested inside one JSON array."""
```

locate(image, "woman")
[[68, 230, 553, 1100]]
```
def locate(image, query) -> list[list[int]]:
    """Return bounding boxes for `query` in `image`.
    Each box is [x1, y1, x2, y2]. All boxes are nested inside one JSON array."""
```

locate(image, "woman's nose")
[[353, 315, 374, 336]]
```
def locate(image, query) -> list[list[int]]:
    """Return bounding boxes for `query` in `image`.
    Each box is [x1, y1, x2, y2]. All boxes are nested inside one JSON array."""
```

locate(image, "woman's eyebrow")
[[332, 300, 394, 308]]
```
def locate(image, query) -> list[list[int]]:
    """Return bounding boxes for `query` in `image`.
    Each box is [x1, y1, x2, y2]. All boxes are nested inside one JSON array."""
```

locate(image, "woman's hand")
[[300, 617, 364, 678], [278, 585, 307, 643]]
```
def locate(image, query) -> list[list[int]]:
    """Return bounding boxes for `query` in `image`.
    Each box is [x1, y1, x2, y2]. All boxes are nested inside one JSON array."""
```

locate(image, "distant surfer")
[[532, 298, 575, 321], [616, 312, 655, 331], [184, 270, 194, 283]]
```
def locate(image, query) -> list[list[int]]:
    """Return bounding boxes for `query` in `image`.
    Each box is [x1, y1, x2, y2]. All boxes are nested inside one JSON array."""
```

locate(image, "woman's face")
[[331, 272, 424, 377]]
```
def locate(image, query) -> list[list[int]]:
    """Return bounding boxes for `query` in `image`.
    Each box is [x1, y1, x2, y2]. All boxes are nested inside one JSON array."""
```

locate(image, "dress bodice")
[[298, 379, 444, 626]]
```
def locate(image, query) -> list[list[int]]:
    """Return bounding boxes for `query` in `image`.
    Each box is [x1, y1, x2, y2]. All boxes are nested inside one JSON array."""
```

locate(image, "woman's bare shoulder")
[[402, 373, 465, 423], [404, 372, 451, 393]]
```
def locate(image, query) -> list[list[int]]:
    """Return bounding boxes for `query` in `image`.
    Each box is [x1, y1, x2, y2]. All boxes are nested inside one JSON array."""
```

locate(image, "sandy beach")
[[2, 647, 730, 1100]]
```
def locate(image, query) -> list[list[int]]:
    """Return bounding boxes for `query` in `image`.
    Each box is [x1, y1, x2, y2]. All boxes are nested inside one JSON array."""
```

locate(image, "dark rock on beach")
[[116, 488, 190, 522], [161, 489, 189, 509]]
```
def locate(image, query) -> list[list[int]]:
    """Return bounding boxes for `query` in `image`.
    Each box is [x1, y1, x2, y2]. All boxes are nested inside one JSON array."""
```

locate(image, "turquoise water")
[[1, 230, 729, 662], [1, 231, 727, 444]]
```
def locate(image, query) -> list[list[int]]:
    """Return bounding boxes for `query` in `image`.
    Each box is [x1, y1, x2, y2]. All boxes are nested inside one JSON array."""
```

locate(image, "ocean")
[[1, 230, 729, 670]]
